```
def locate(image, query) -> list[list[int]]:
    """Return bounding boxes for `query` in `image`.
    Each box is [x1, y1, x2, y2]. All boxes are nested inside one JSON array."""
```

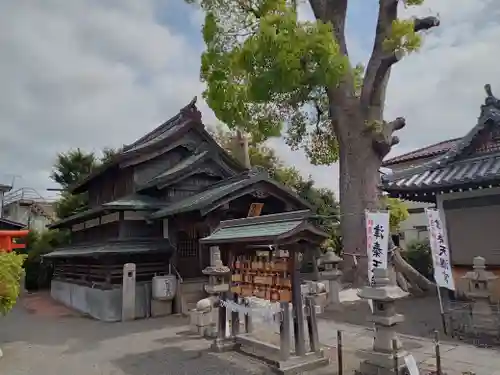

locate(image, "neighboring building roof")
[[382, 84, 500, 201], [382, 138, 461, 167], [43, 238, 174, 258], [0, 217, 26, 229], [150, 167, 312, 219], [69, 98, 243, 194], [199, 210, 328, 245], [0, 184, 12, 193]]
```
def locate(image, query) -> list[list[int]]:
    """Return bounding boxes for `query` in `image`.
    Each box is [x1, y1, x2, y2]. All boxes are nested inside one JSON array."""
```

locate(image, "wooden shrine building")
[[44, 98, 312, 321], [381, 84, 500, 298]]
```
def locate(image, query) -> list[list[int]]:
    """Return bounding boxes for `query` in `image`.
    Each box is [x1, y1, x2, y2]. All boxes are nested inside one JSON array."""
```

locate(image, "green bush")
[[22, 229, 69, 291], [403, 239, 434, 281], [0, 251, 27, 315]]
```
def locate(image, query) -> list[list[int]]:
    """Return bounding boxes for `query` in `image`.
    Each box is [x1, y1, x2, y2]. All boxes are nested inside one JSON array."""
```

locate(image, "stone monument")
[[318, 248, 343, 310], [357, 268, 409, 375], [463, 256, 498, 317]]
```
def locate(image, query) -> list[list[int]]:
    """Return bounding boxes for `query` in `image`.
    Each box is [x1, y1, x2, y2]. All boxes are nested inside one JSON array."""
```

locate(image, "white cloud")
[[1, 0, 499, 201]]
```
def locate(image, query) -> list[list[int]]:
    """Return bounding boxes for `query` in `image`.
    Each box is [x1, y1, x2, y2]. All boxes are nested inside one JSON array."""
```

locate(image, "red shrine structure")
[[0, 230, 29, 252]]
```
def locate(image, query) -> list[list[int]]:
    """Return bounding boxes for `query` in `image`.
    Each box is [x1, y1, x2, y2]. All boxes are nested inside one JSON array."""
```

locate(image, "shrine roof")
[[149, 168, 312, 219], [137, 150, 233, 191], [43, 238, 174, 258], [69, 98, 243, 194], [199, 210, 328, 245], [381, 84, 500, 202], [101, 193, 167, 210], [48, 194, 166, 229], [381, 138, 461, 167]]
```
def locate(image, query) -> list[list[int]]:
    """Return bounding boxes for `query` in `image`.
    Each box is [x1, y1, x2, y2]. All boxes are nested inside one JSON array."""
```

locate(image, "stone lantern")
[[463, 256, 497, 317], [318, 248, 343, 310], [357, 268, 409, 375], [190, 247, 231, 337], [202, 249, 231, 295]]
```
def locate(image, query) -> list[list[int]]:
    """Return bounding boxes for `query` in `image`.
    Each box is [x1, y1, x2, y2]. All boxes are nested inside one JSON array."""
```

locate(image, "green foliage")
[[51, 148, 98, 189], [51, 146, 122, 219], [210, 125, 340, 247], [403, 239, 433, 281], [380, 196, 409, 233], [21, 229, 69, 291], [0, 251, 27, 315], [190, 0, 429, 165], [54, 191, 89, 219]]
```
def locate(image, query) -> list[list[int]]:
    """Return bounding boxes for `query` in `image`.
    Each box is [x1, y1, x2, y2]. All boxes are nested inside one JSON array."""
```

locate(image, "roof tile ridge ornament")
[[247, 165, 269, 178], [483, 84, 500, 112], [382, 84, 500, 184], [180, 96, 202, 123]]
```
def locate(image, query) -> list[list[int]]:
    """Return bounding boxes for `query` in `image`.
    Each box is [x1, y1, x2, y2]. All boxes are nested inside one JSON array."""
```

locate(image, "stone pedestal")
[[356, 268, 409, 375], [151, 299, 173, 317], [463, 256, 497, 327], [318, 248, 343, 311]]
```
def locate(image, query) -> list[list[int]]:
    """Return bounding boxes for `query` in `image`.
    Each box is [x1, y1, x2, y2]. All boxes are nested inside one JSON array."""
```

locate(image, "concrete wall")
[[50, 280, 150, 322]]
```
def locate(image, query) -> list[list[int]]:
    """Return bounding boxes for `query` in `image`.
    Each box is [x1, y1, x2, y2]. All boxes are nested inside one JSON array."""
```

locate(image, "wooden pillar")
[[280, 301, 291, 361], [305, 295, 320, 353], [291, 246, 306, 356]]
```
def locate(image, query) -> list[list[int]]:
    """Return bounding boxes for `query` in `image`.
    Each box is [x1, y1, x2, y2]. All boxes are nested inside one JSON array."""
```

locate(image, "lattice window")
[[177, 230, 198, 258]]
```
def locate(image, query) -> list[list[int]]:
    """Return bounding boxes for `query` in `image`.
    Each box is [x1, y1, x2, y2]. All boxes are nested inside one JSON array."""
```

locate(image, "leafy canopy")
[[190, 0, 428, 165]]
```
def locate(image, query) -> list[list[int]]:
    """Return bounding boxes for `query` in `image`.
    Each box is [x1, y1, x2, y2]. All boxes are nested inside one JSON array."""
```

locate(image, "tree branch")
[[367, 16, 440, 118], [309, 0, 355, 107], [371, 117, 406, 158], [360, 0, 399, 113], [309, 0, 349, 57]]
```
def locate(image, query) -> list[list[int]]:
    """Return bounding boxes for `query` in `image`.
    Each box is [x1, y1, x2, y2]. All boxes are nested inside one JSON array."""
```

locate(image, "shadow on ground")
[[0, 293, 189, 352], [323, 295, 448, 339], [113, 345, 273, 375]]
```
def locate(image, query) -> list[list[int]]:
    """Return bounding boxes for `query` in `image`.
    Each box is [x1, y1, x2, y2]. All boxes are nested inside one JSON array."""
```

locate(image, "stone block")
[[151, 299, 172, 317], [189, 309, 214, 336]]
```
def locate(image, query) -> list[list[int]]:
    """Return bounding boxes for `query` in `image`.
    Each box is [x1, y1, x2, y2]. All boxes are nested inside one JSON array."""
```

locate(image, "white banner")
[[365, 211, 390, 286], [425, 208, 455, 291]]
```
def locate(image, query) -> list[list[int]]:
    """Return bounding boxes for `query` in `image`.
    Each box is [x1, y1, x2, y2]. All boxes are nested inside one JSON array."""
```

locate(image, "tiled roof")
[[382, 86, 500, 200], [101, 194, 167, 210], [382, 138, 461, 167], [0, 217, 26, 229], [150, 168, 312, 219], [202, 220, 303, 242], [383, 155, 500, 192], [200, 210, 328, 244], [43, 238, 174, 258]]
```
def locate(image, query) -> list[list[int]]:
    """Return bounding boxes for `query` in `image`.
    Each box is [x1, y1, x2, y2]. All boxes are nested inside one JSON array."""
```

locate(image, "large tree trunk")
[[334, 108, 382, 287]]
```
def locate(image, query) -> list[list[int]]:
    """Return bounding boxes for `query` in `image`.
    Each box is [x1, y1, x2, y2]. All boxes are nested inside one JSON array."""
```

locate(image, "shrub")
[[403, 239, 434, 281], [0, 251, 27, 315]]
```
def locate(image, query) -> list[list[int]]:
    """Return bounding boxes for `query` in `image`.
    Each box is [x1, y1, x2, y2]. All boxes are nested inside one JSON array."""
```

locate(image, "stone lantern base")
[[357, 349, 408, 375]]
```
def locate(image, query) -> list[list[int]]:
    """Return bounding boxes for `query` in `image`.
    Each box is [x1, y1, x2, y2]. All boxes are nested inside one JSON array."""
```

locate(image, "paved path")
[[2, 293, 500, 374], [317, 318, 500, 375], [1, 294, 275, 375]]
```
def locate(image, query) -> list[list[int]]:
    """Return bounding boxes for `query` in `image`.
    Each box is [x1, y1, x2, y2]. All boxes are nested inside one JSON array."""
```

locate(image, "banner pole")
[[436, 284, 448, 336]]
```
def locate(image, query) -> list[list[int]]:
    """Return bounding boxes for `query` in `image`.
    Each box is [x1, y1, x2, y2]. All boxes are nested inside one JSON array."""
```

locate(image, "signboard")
[[247, 203, 264, 217], [365, 211, 390, 285], [404, 354, 419, 375], [425, 209, 455, 291]]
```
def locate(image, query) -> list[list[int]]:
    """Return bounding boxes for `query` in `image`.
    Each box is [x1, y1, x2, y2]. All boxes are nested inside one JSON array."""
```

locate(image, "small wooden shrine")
[[199, 210, 330, 373]]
